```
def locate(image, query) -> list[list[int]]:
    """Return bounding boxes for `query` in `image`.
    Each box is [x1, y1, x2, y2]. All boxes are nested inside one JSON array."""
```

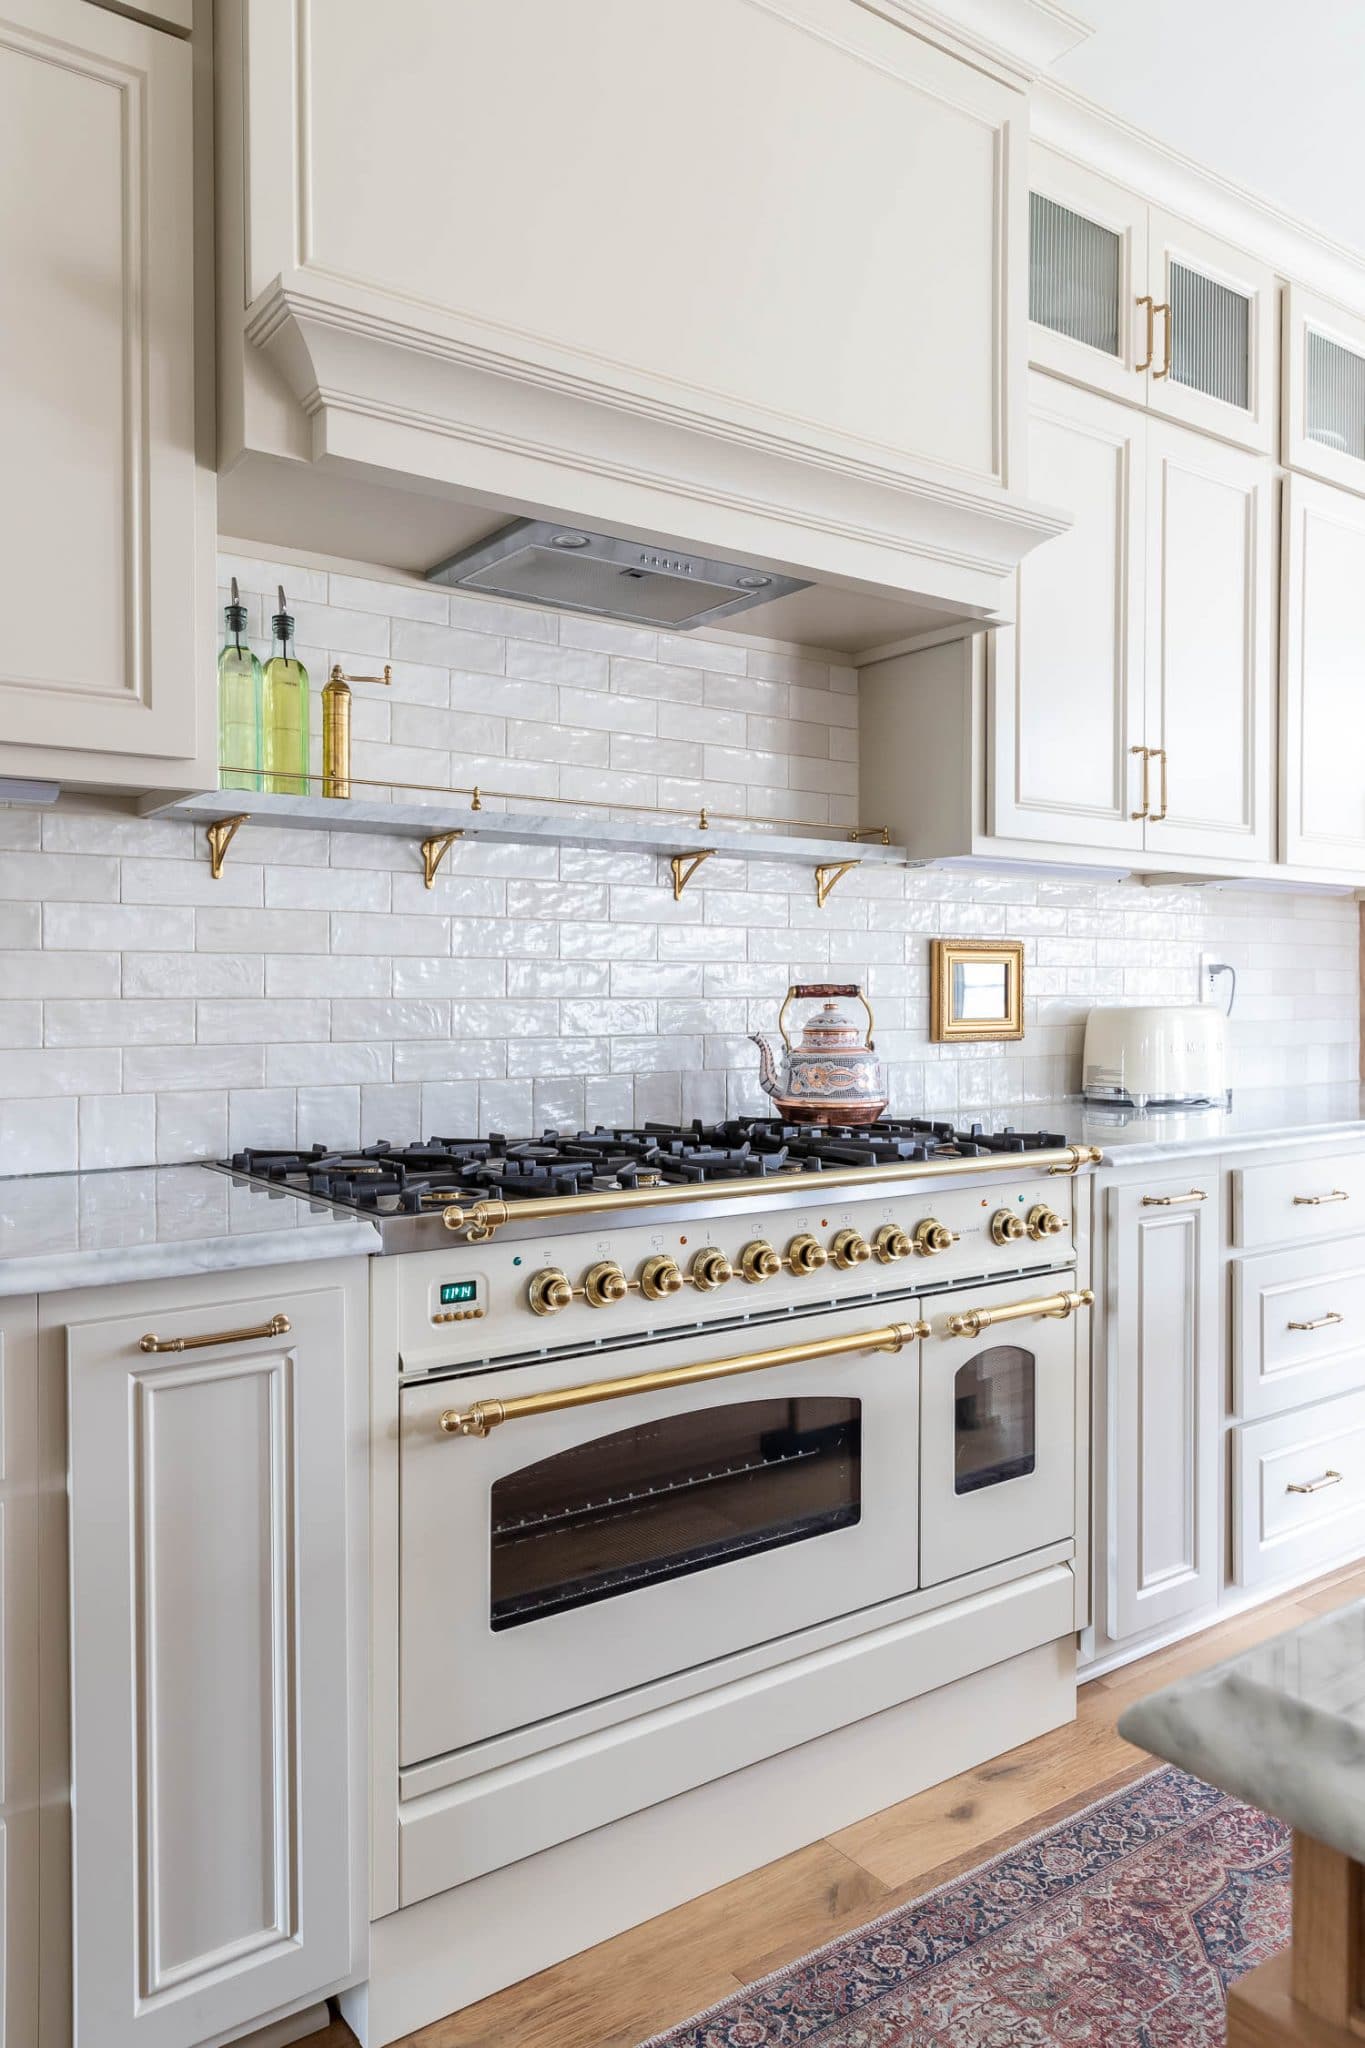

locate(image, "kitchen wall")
[[0, 549, 1355, 1174]]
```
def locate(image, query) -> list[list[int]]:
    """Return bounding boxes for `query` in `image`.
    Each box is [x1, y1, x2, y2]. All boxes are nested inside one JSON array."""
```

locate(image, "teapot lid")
[[797, 1000, 863, 1044]]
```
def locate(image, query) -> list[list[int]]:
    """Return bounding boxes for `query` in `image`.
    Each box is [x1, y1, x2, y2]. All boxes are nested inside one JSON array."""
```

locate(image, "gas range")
[[215, 1116, 1086, 1253]]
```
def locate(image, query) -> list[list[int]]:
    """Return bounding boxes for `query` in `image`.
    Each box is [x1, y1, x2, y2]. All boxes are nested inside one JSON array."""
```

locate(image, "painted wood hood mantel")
[[216, 0, 1082, 645]]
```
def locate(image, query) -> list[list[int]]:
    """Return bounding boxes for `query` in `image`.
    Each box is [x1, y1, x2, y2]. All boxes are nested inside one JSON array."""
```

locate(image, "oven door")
[[919, 1276, 1080, 1589], [399, 1305, 922, 1763]]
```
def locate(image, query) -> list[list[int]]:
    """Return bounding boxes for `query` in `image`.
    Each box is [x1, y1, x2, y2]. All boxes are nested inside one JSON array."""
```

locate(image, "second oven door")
[[919, 1277, 1078, 1589], [399, 1306, 921, 1763]]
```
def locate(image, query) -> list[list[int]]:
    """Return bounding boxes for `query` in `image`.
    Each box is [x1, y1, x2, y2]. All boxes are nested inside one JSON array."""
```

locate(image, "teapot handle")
[[778, 984, 876, 1053]]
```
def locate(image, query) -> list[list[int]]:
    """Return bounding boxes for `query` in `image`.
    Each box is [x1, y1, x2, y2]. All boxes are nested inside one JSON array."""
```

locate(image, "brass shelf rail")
[[442, 1147, 1104, 1241]]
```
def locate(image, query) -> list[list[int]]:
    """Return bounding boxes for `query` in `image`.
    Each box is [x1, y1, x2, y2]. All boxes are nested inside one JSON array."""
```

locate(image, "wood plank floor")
[[320, 1561, 1365, 2048]]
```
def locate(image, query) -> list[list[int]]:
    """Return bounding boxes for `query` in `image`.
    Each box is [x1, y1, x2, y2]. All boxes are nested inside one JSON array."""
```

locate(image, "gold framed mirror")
[[930, 938, 1025, 1043]]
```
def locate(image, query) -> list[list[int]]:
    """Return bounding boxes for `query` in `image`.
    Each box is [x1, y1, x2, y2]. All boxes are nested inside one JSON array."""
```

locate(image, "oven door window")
[[489, 1396, 861, 1631], [953, 1344, 1036, 1494]]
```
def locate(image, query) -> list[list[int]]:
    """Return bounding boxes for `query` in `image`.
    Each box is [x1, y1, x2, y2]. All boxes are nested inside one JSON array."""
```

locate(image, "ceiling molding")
[[863, 0, 1090, 84]]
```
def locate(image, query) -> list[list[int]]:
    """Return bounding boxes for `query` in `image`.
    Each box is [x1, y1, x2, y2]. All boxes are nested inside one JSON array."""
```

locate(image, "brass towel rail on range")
[[441, 1147, 1105, 1241], [437, 1318, 931, 1437]]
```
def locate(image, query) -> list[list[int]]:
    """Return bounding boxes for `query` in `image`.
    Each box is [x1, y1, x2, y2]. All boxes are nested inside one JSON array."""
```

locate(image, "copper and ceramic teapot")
[[750, 984, 888, 1126]]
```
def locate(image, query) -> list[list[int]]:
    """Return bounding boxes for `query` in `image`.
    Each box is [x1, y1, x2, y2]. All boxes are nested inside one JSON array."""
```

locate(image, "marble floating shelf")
[[139, 790, 907, 900]]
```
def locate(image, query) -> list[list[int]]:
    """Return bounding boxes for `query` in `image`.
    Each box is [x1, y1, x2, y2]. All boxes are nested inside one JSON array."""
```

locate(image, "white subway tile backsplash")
[[0, 553, 1352, 1175]]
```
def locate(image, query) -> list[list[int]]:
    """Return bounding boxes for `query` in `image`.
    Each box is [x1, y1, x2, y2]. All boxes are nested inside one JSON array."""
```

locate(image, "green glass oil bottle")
[[262, 586, 310, 796], [217, 577, 263, 792]]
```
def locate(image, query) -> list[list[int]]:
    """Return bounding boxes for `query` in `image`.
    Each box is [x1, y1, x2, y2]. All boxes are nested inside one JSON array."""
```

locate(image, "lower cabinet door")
[[67, 1282, 358, 2048], [1107, 1178, 1220, 1642]]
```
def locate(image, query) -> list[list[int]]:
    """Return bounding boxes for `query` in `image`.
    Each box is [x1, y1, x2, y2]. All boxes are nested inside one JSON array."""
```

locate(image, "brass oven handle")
[[1286, 1470, 1343, 1496], [1142, 1189, 1207, 1207], [1131, 744, 1151, 821], [438, 1318, 931, 1437], [1136, 293, 1156, 373], [139, 1312, 291, 1355], [1293, 1190, 1350, 1206], [1152, 300, 1172, 378], [1288, 1312, 1345, 1333], [945, 1288, 1093, 1341]]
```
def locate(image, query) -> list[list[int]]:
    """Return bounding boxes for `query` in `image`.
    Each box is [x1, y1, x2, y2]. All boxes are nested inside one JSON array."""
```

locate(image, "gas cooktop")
[[218, 1117, 1075, 1219]]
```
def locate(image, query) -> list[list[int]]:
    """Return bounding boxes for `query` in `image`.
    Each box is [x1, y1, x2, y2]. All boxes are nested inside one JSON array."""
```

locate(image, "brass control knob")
[[913, 1217, 958, 1257], [786, 1233, 828, 1276], [1026, 1205, 1066, 1242], [991, 1209, 1027, 1246], [689, 1247, 734, 1291], [830, 1228, 872, 1270], [583, 1260, 629, 1308], [873, 1224, 913, 1264], [740, 1239, 782, 1284], [528, 1266, 574, 1317], [639, 1254, 683, 1302]]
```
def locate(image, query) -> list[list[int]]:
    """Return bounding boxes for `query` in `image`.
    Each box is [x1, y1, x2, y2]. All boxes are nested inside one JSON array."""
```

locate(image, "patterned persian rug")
[[640, 1767, 1290, 2047]]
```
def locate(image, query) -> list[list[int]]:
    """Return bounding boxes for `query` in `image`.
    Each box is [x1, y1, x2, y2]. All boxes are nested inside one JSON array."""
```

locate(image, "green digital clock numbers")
[[439, 1280, 478, 1306]]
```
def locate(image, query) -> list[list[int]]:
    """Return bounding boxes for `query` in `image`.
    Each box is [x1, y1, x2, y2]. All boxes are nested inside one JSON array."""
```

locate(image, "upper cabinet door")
[[1146, 210, 1277, 454], [989, 377, 1146, 852], [1142, 422, 1275, 862], [1282, 474, 1365, 871], [1029, 147, 1149, 404], [1284, 285, 1365, 495], [0, 0, 208, 780]]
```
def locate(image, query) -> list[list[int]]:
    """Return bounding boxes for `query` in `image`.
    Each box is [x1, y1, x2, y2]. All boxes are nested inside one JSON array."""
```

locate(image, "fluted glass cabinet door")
[[1285, 285, 1365, 494], [1028, 147, 1147, 403], [1147, 210, 1276, 453]]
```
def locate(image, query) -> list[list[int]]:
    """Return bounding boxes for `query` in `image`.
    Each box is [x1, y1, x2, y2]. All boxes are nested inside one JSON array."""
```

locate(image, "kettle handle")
[[778, 984, 876, 1053]]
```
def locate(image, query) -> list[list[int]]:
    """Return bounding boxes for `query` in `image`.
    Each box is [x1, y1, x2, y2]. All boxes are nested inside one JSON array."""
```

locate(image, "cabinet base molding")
[[343, 1626, 1076, 2046], [227, 2005, 332, 2048]]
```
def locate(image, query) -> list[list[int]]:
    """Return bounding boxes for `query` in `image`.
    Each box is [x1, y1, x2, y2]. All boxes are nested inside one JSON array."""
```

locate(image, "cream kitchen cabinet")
[[64, 1264, 368, 2048], [1030, 145, 1278, 455], [1103, 1176, 1221, 1643], [1283, 285, 1365, 495], [1282, 474, 1365, 871], [213, 0, 1067, 622], [0, 0, 213, 792], [0, 1295, 40, 2048], [860, 373, 1276, 869]]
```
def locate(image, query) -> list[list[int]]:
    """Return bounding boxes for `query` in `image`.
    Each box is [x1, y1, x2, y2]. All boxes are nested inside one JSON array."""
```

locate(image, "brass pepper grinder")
[[322, 660, 393, 798]]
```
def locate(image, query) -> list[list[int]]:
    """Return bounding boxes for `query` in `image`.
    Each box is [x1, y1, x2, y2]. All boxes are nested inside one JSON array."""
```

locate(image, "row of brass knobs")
[[527, 1207, 1065, 1315]]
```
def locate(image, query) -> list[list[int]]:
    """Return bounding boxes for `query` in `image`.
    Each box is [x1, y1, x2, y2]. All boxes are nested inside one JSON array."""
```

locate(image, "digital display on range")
[[439, 1280, 478, 1306]]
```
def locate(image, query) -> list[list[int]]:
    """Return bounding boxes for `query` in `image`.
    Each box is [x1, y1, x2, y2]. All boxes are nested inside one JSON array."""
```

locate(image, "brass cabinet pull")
[[1287, 1311, 1345, 1332], [1293, 1190, 1351, 1206], [945, 1288, 1093, 1341], [1152, 300, 1172, 378], [1130, 744, 1152, 820], [1141, 1189, 1207, 1207], [1151, 746, 1169, 821], [138, 1312, 291, 1355], [1136, 293, 1156, 373], [1286, 1469, 1343, 1496], [438, 1318, 931, 1437]]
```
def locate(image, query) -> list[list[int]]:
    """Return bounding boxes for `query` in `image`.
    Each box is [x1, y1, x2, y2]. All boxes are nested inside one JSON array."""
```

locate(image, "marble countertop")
[[1118, 1600, 1365, 1860], [0, 1165, 381, 1297], [981, 1085, 1365, 1164]]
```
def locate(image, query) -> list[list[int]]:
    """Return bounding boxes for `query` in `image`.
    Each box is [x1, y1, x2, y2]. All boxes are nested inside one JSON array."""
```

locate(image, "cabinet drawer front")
[[1233, 1153, 1365, 1249], [1235, 1238, 1365, 1418], [1232, 1390, 1365, 1589]]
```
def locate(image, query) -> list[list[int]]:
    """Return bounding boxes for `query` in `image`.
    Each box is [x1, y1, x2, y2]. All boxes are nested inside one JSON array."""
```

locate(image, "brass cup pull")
[[945, 1288, 1093, 1340], [138, 1312, 290, 1355], [438, 1317, 932, 1437], [1294, 1190, 1351, 1206], [1152, 300, 1172, 378], [1288, 1311, 1345, 1333], [1286, 1470, 1343, 1496], [1136, 293, 1156, 374], [1131, 744, 1152, 821], [1141, 1189, 1208, 1207]]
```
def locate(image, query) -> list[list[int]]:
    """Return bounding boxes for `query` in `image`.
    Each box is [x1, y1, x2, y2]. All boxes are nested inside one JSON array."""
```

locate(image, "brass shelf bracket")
[[814, 858, 860, 909], [670, 850, 714, 900], [205, 814, 248, 880], [420, 830, 464, 889]]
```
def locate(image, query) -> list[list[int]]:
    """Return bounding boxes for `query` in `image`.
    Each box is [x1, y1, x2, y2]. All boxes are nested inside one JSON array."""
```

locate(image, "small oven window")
[[488, 1396, 861, 1631], [953, 1344, 1036, 1495]]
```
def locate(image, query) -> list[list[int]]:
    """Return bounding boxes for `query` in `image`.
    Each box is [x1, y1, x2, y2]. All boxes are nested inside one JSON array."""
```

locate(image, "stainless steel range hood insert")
[[426, 519, 811, 630]]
